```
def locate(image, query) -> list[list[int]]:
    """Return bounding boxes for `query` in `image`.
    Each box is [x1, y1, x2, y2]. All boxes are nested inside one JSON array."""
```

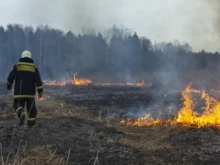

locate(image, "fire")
[[70, 74, 92, 86], [120, 114, 163, 127], [37, 97, 46, 101], [121, 84, 220, 128], [136, 81, 145, 87], [174, 84, 197, 125], [43, 78, 145, 87], [43, 80, 67, 86]]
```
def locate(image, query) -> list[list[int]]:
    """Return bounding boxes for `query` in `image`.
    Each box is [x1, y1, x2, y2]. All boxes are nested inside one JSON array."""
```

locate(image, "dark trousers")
[[13, 98, 37, 126]]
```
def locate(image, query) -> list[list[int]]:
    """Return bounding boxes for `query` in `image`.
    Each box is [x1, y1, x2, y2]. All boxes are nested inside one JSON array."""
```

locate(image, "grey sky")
[[0, 0, 218, 52]]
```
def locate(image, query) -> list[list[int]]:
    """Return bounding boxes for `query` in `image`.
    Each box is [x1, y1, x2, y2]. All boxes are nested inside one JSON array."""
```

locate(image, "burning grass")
[[43, 74, 92, 87], [43, 74, 145, 87], [36, 96, 47, 101], [121, 83, 220, 128], [70, 74, 92, 86]]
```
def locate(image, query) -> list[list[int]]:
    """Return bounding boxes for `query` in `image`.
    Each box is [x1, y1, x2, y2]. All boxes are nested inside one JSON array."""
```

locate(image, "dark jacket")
[[7, 57, 43, 99]]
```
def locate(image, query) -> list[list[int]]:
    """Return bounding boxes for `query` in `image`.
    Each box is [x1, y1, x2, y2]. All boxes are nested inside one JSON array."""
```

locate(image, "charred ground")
[[1, 84, 220, 165]]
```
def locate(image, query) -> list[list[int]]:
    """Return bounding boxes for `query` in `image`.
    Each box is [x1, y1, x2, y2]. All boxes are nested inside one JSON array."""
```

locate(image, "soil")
[[1, 84, 220, 165]]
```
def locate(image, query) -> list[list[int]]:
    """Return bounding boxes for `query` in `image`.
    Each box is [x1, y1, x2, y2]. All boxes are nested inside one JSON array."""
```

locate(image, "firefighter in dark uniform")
[[7, 50, 43, 127]]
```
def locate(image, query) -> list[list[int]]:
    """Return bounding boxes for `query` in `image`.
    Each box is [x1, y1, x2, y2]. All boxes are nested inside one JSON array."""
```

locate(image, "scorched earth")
[[1, 82, 220, 165]]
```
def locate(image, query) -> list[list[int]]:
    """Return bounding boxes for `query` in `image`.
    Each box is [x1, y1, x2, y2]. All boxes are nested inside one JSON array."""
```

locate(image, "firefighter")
[[7, 50, 43, 127]]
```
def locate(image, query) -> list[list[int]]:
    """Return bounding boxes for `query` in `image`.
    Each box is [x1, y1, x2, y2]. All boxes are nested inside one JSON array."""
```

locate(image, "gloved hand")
[[38, 92, 43, 99], [7, 84, 11, 90]]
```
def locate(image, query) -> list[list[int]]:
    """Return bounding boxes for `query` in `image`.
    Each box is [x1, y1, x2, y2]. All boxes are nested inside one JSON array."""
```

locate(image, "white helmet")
[[21, 50, 32, 58]]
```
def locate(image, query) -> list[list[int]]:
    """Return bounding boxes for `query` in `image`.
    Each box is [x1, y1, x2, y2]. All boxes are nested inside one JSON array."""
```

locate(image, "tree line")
[[0, 24, 219, 86]]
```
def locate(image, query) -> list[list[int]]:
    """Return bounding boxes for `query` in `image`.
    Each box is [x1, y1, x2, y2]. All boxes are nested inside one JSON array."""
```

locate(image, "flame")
[[174, 84, 198, 126], [43, 78, 145, 87], [43, 80, 67, 86], [70, 75, 92, 86], [121, 114, 163, 127], [136, 81, 145, 87], [121, 84, 220, 128], [37, 97, 46, 101]]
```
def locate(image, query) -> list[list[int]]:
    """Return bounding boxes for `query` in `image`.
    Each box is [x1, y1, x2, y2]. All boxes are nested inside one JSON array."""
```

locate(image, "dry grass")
[[5, 145, 66, 165], [0, 96, 71, 165], [36, 97, 89, 119], [107, 117, 185, 153], [1, 96, 115, 165]]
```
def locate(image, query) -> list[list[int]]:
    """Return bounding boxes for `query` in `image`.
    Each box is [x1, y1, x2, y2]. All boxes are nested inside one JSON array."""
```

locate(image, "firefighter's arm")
[[35, 67, 43, 96], [7, 65, 16, 90]]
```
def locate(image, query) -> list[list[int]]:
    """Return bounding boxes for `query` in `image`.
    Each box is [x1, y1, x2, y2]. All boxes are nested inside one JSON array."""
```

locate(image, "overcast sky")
[[0, 0, 219, 52]]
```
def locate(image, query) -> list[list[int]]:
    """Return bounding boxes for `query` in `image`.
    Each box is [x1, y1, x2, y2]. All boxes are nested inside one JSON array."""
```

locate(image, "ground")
[[1, 84, 220, 165]]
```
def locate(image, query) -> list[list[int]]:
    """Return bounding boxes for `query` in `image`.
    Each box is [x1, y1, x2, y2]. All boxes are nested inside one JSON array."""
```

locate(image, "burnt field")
[[1, 84, 220, 165]]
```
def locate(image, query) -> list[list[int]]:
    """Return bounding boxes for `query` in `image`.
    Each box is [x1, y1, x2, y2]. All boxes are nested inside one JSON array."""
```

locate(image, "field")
[[1, 84, 220, 165]]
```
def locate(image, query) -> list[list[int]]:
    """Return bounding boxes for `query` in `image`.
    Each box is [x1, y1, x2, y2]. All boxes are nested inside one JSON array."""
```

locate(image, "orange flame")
[[70, 75, 92, 86], [37, 97, 46, 101], [120, 114, 163, 127], [121, 84, 220, 128], [136, 81, 145, 87], [43, 78, 145, 87]]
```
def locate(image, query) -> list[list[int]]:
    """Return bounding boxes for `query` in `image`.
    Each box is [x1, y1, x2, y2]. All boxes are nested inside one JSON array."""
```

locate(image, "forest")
[[0, 24, 219, 88]]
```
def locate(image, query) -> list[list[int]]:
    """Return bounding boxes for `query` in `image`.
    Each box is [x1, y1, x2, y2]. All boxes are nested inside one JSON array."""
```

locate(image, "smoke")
[[21, 0, 123, 34], [198, 0, 220, 52], [109, 96, 180, 119], [204, 0, 220, 32], [63, 0, 123, 34], [4, 0, 218, 52]]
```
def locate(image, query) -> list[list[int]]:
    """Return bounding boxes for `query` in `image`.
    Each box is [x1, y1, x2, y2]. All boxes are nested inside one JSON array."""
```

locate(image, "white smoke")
[[0, 0, 219, 52]]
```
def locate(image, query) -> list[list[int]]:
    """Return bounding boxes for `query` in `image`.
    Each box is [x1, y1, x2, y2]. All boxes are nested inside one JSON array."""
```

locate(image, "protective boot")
[[19, 114, 25, 126], [15, 106, 25, 126]]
